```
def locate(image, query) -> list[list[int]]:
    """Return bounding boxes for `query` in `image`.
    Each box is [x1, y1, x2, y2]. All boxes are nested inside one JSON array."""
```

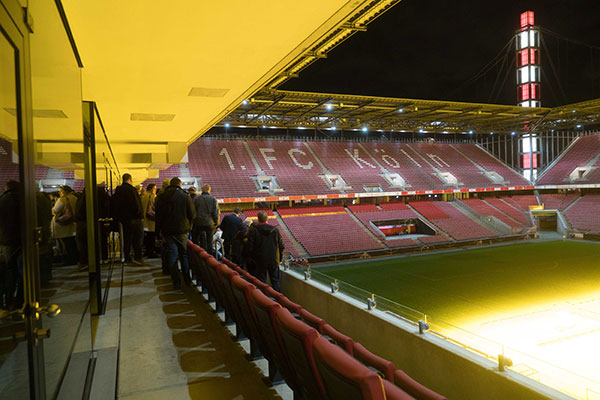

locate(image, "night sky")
[[282, 0, 600, 107]]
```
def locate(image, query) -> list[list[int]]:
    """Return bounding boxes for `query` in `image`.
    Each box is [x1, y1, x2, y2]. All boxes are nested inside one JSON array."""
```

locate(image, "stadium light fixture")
[[418, 129, 425, 133], [224, 122, 230, 128], [490, 132, 494, 135], [398, 108, 404, 113], [469, 130, 474, 134], [261, 125, 266, 129], [361, 126, 368, 133], [576, 124, 582, 128], [511, 131, 516, 136], [242, 99, 248, 106], [326, 103, 333, 111]]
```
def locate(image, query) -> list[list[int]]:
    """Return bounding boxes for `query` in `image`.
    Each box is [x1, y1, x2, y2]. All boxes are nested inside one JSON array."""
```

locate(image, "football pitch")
[[316, 240, 600, 398]]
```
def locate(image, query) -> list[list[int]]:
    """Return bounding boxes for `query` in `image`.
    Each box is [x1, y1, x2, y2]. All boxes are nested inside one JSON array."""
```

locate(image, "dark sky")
[[281, 0, 600, 107]]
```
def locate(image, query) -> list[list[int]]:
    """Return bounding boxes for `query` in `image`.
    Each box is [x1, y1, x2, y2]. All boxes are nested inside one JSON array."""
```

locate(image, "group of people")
[[148, 176, 286, 291], [0, 173, 286, 309]]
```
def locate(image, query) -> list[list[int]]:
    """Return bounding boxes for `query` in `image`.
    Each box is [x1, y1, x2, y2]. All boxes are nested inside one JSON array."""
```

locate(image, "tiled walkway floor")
[[117, 261, 280, 399]]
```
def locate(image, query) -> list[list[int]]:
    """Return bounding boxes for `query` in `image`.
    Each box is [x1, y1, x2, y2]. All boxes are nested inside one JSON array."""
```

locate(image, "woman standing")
[[52, 185, 79, 265], [141, 183, 158, 258]]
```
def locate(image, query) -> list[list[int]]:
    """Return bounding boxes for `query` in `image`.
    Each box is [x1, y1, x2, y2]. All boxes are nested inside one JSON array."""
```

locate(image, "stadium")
[[1, 1, 600, 400]]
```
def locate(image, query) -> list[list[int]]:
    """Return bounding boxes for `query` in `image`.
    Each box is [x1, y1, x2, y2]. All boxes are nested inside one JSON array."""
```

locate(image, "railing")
[[286, 261, 600, 399]]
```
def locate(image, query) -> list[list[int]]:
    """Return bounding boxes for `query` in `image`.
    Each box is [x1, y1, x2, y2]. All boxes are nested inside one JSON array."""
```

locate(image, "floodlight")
[[576, 124, 582, 128], [242, 99, 248, 106], [511, 131, 516, 136], [398, 108, 404, 113], [326, 103, 333, 111], [469, 130, 474, 134], [224, 122, 230, 128], [361, 126, 368, 133]]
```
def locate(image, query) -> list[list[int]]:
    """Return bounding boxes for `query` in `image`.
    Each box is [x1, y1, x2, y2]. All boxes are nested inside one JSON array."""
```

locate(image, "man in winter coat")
[[155, 177, 196, 289], [219, 208, 243, 259], [192, 184, 219, 253], [247, 211, 284, 291], [112, 173, 144, 264]]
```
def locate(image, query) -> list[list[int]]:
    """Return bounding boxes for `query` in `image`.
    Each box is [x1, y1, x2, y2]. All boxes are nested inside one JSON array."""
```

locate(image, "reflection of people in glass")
[[0, 181, 22, 309], [51, 185, 79, 266]]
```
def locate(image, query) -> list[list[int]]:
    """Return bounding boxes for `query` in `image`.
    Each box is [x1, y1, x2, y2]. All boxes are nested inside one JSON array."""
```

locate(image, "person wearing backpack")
[[51, 185, 78, 265]]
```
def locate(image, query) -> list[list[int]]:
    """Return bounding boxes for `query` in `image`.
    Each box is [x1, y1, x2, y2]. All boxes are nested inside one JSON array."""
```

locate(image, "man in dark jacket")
[[219, 208, 243, 260], [0, 181, 22, 308], [247, 211, 284, 291], [111, 173, 144, 264], [192, 184, 219, 253], [155, 177, 196, 289]]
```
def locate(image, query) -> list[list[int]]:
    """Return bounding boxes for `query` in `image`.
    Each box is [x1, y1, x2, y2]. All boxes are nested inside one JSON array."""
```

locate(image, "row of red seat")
[[187, 241, 446, 400]]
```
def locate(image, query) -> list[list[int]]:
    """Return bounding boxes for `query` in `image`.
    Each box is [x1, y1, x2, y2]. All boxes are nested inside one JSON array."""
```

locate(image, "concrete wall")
[[281, 270, 572, 400]]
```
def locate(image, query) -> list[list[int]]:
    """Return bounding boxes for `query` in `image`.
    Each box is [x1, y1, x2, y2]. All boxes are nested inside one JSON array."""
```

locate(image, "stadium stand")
[[537, 135, 600, 185], [539, 193, 581, 210], [460, 198, 524, 229], [188, 139, 260, 198], [178, 139, 535, 199], [411, 201, 497, 240], [361, 142, 441, 190], [280, 210, 383, 255], [245, 140, 335, 195], [563, 194, 600, 234], [504, 194, 538, 212], [451, 143, 531, 186], [187, 241, 447, 400], [308, 141, 390, 191], [409, 142, 495, 188], [483, 197, 531, 226]]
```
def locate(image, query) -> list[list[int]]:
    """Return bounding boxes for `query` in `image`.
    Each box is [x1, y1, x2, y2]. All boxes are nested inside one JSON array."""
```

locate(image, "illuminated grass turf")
[[317, 240, 600, 399]]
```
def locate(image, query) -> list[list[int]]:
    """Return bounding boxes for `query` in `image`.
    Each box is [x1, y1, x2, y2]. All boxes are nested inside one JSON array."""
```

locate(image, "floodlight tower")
[[516, 11, 541, 181], [516, 11, 541, 108]]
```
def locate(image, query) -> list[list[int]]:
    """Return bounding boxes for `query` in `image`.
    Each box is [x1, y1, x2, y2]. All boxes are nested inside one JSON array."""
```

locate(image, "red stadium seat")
[[394, 370, 447, 400], [352, 342, 395, 382], [383, 380, 417, 400], [277, 295, 303, 315], [313, 335, 387, 400], [250, 289, 303, 397], [298, 308, 326, 333], [263, 286, 283, 301], [275, 307, 326, 399], [322, 323, 354, 355]]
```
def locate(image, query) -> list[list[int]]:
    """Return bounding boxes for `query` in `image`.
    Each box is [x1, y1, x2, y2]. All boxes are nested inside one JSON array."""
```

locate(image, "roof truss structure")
[[222, 89, 600, 135]]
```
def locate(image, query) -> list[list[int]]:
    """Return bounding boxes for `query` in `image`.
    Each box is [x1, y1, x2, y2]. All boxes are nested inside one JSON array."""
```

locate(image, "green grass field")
[[316, 240, 600, 326]]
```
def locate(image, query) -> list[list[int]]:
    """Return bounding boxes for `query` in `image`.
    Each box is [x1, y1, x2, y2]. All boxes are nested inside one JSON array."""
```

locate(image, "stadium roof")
[[221, 88, 600, 135]]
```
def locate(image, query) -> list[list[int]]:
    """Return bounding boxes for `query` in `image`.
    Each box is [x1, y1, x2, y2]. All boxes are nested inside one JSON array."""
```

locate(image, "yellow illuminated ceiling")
[[59, 0, 400, 145]]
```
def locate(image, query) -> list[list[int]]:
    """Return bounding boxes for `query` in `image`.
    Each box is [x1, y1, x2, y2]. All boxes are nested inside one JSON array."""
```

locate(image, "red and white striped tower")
[[516, 11, 541, 107]]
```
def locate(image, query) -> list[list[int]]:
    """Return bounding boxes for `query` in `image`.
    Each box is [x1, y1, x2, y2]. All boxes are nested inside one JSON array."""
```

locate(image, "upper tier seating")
[[182, 139, 533, 198], [563, 194, 600, 234], [537, 135, 600, 185], [245, 140, 335, 195], [188, 139, 261, 198], [452, 143, 531, 186]]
